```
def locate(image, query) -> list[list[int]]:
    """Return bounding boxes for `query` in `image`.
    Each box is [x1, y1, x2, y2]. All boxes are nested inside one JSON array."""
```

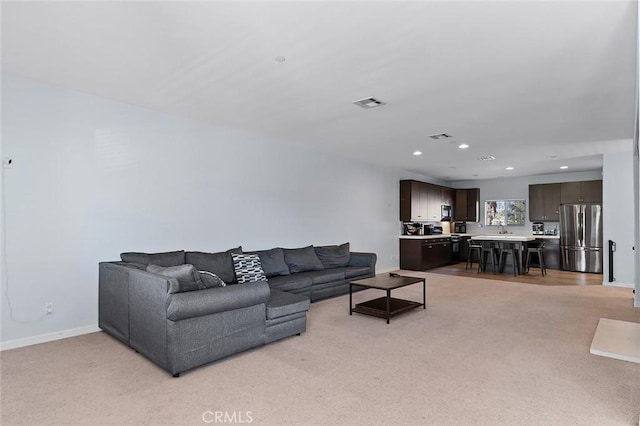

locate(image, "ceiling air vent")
[[478, 155, 496, 161], [429, 133, 452, 140], [352, 97, 386, 109]]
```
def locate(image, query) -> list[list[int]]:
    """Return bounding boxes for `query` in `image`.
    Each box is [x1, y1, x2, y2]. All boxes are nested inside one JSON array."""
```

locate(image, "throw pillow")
[[121, 250, 185, 266], [314, 243, 351, 268], [231, 253, 267, 284], [146, 264, 205, 293], [185, 247, 242, 283], [199, 271, 226, 288], [282, 246, 325, 273], [246, 248, 290, 277]]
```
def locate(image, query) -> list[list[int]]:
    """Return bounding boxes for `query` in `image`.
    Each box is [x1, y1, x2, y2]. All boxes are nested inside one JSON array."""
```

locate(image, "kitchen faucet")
[[498, 224, 508, 234]]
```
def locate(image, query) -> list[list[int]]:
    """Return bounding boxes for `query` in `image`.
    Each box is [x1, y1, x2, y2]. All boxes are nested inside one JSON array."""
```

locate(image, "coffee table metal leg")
[[386, 289, 391, 324], [423, 279, 426, 309], [349, 283, 352, 315]]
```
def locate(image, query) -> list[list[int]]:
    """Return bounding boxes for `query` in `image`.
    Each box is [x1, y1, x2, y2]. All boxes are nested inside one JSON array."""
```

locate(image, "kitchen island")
[[470, 235, 536, 274]]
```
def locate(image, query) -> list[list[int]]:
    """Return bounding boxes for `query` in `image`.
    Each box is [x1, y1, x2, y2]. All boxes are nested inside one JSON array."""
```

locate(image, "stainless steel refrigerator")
[[559, 203, 603, 273]]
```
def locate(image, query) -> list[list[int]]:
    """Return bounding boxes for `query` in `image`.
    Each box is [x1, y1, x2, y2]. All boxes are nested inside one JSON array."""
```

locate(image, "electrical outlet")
[[45, 302, 53, 315]]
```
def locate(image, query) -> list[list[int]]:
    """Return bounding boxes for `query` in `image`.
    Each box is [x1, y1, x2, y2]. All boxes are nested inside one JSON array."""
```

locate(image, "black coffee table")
[[349, 275, 426, 324]]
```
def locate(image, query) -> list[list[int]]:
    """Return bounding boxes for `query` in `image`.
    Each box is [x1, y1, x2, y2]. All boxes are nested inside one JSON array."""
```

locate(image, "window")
[[485, 200, 526, 226]]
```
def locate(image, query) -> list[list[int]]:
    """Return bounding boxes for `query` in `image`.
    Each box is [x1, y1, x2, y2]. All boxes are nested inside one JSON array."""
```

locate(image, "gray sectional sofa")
[[98, 243, 376, 376]]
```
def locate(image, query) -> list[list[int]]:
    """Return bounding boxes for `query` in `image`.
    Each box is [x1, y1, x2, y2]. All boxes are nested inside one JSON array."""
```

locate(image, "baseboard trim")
[[0, 324, 100, 351], [603, 281, 634, 289]]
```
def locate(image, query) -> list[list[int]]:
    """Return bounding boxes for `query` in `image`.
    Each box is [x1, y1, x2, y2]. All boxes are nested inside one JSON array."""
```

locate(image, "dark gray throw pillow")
[[282, 246, 325, 273], [185, 247, 242, 284], [146, 264, 205, 293], [121, 250, 185, 267], [247, 248, 290, 277], [198, 271, 226, 288], [314, 243, 351, 268]]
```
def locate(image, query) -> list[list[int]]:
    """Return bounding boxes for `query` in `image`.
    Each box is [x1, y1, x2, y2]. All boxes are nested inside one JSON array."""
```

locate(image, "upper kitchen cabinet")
[[529, 183, 561, 221], [441, 187, 454, 208], [454, 188, 480, 222], [560, 180, 602, 204], [424, 183, 443, 221], [400, 180, 425, 221], [400, 180, 451, 221]]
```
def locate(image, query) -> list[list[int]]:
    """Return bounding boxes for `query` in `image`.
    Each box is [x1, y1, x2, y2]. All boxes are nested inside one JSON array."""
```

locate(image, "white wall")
[[0, 76, 427, 346], [602, 149, 636, 288]]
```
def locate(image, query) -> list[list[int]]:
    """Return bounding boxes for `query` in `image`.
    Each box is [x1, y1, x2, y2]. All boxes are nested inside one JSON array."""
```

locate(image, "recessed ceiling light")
[[275, 56, 286, 63], [429, 133, 452, 140], [458, 143, 469, 149], [560, 165, 569, 169], [478, 155, 496, 161], [413, 151, 422, 156], [505, 167, 514, 170], [352, 97, 386, 109]]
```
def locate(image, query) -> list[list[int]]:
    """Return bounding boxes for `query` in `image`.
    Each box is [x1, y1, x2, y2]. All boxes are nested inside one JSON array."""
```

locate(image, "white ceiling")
[[2, 1, 637, 181]]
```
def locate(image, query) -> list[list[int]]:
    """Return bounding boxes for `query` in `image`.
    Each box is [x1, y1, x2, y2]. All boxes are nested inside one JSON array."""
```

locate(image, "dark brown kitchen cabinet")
[[560, 180, 602, 204], [529, 183, 561, 221], [543, 239, 561, 270], [454, 188, 480, 222], [400, 238, 452, 270], [400, 180, 451, 221], [400, 180, 426, 221]]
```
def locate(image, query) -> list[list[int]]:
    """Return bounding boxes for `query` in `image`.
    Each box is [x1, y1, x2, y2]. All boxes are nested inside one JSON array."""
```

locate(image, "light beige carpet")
[[1, 272, 639, 425]]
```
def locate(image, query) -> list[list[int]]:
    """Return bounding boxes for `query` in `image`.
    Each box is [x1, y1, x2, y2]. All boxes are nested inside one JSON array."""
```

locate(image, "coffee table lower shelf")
[[352, 297, 423, 321]]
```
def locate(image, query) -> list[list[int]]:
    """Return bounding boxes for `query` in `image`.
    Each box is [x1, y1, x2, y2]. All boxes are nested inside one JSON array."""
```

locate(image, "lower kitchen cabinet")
[[528, 238, 560, 270], [400, 238, 452, 271], [542, 239, 560, 270]]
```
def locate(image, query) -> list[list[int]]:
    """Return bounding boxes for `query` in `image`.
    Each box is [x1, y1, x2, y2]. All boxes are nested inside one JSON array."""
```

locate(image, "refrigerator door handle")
[[577, 210, 583, 247]]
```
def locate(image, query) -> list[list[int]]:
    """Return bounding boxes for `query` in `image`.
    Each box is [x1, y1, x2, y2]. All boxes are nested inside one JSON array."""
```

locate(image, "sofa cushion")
[[282, 246, 324, 273], [185, 247, 242, 284], [247, 248, 290, 277], [120, 250, 185, 267], [146, 264, 205, 293], [314, 243, 351, 268], [232, 253, 267, 284], [266, 290, 310, 320], [298, 269, 345, 285], [199, 271, 226, 288], [268, 274, 313, 294], [343, 266, 372, 279]]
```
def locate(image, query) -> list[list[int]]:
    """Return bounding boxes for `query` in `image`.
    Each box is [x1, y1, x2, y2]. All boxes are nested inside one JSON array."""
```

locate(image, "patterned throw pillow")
[[199, 271, 226, 288], [146, 264, 205, 293], [231, 253, 267, 284]]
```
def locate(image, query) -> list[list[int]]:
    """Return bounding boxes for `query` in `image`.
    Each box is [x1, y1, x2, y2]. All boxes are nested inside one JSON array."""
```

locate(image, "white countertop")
[[399, 235, 451, 240], [400, 233, 559, 240], [471, 235, 536, 242]]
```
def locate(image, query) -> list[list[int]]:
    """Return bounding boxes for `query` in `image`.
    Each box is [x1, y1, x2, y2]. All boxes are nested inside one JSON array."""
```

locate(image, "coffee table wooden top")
[[350, 275, 424, 290]]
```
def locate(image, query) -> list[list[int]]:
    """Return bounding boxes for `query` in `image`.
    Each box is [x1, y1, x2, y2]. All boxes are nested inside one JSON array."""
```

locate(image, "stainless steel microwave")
[[441, 205, 452, 221]]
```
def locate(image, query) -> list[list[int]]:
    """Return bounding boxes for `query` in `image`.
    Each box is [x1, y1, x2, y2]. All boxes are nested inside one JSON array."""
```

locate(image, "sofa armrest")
[[348, 252, 377, 269], [166, 280, 271, 321], [127, 269, 176, 370]]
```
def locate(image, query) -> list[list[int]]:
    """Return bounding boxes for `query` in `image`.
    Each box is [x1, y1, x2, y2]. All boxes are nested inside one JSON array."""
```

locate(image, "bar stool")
[[466, 240, 483, 271], [525, 241, 547, 276], [480, 242, 499, 274], [498, 242, 520, 276]]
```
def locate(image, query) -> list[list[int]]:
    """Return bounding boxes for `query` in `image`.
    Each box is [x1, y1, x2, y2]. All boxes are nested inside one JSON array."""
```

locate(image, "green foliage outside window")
[[485, 200, 526, 226]]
